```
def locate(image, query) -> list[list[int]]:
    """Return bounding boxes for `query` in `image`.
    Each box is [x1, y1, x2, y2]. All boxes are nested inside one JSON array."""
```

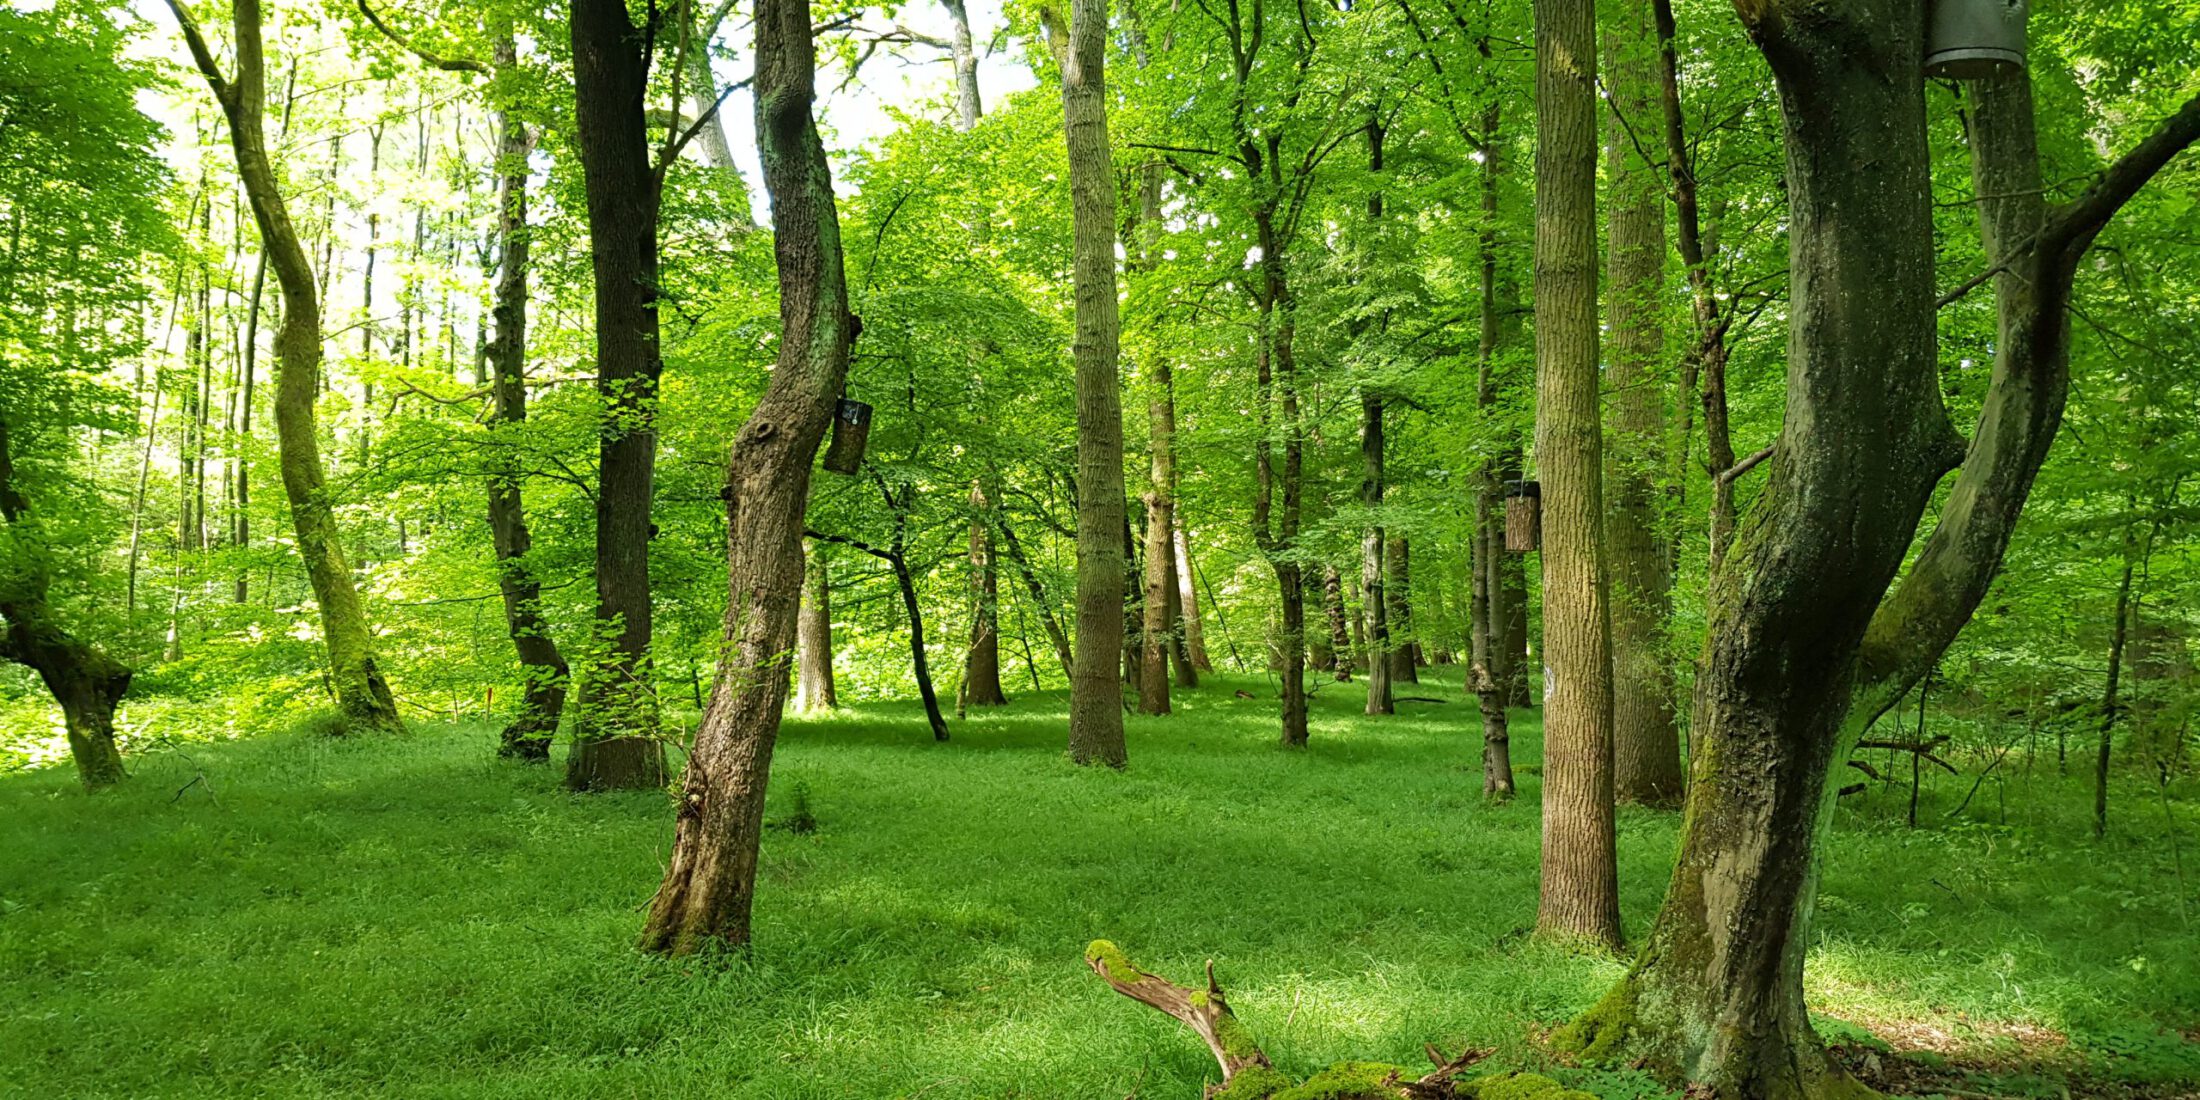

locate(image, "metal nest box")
[[1926, 0, 2028, 79]]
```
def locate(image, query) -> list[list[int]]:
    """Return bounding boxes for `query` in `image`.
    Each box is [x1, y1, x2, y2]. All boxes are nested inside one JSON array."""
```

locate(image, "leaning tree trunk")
[[1602, 0, 1682, 808], [1057, 0, 1128, 767], [0, 420, 133, 789], [481, 51, 569, 761], [796, 539, 837, 710], [1531, 0, 1620, 952], [567, 0, 668, 790], [167, 0, 402, 734], [638, 0, 854, 953], [965, 481, 1008, 706]]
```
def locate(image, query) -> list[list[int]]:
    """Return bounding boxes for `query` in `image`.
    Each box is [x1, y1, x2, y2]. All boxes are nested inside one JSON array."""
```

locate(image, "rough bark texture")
[[168, 0, 402, 734], [566, 0, 668, 790], [638, 0, 854, 954], [941, 0, 983, 132], [1360, 393, 1393, 712], [1138, 377, 1176, 714], [1602, 0, 1682, 808], [481, 46, 568, 761], [796, 539, 837, 711], [1058, 0, 1128, 767], [0, 420, 132, 789], [1532, 0, 1621, 952], [966, 481, 1008, 707]]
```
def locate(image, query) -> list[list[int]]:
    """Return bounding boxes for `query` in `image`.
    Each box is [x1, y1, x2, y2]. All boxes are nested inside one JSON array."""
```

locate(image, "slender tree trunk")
[[1056, 0, 1128, 766], [966, 481, 1008, 706], [1321, 566, 1352, 681], [168, 0, 403, 733], [797, 539, 837, 710], [1175, 522, 1212, 672], [997, 514, 1075, 679], [940, 0, 983, 132], [566, 0, 668, 789], [480, 58, 568, 761], [1604, 0, 1682, 808], [1360, 393, 1392, 711], [1532, 0, 1621, 951], [234, 247, 263, 603], [2096, 524, 2137, 838], [1471, 96, 1515, 799], [1138, 380, 1176, 713], [639, 0, 854, 952]]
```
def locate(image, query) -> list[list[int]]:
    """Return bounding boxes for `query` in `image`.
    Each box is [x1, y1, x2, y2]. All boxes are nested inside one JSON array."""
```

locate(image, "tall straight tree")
[[639, 0, 857, 953], [1560, 7, 2200, 1090], [567, 0, 669, 790], [167, 0, 403, 734], [1469, 96, 1517, 799], [1054, 0, 1128, 767], [1531, 0, 1621, 951], [1600, 0, 1682, 807]]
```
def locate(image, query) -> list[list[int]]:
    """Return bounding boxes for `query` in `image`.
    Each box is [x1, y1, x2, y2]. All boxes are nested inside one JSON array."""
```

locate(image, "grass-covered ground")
[[3, 668, 2197, 1098]]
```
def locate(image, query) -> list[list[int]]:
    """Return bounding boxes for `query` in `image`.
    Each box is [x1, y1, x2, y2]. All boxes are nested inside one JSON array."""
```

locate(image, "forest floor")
[[2, 668, 2197, 1099]]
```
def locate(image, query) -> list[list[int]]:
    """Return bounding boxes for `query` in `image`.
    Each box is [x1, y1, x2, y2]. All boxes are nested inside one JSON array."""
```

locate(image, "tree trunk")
[[1360, 393, 1392, 712], [0, 420, 133, 789], [1471, 97, 1515, 799], [1175, 522, 1212, 672], [965, 481, 1008, 706], [1386, 534, 1417, 684], [796, 538, 837, 710], [1321, 565, 1352, 682], [893, 544, 953, 741], [1532, 0, 1620, 952], [167, 0, 402, 733], [1138, 393, 1175, 713], [997, 514, 1075, 679], [481, 63, 567, 761], [2096, 525, 2137, 838], [1057, 0, 1127, 767], [940, 0, 983, 132], [566, 0, 668, 790], [1603, 0, 1682, 808], [639, 0, 854, 953]]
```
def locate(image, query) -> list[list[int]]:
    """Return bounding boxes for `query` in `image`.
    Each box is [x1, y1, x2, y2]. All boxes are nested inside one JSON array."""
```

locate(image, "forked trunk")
[[639, 0, 853, 953]]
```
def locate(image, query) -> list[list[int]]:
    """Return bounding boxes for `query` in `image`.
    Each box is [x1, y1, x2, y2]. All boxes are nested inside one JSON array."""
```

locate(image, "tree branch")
[[162, 0, 233, 103], [355, 0, 493, 74]]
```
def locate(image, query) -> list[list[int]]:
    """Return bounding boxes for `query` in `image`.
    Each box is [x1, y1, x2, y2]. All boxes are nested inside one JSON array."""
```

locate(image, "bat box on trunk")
[[1503, 479, 1541, 553], [821, 398, 872, 475], [1926, 0, 2026, 79]]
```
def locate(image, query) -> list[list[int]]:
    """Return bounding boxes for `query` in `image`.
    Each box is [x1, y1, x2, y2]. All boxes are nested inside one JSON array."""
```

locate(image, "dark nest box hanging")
[[1503, 480, 1541, 553], [1926, 0, 2027, 79], [821, 397, 872, 475]]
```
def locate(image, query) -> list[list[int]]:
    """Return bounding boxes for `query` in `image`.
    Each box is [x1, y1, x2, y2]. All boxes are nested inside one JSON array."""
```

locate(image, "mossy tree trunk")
[[168, 0, 402, 735], [638, 0, 854, 953], [1564, 17, 2200, 1098]]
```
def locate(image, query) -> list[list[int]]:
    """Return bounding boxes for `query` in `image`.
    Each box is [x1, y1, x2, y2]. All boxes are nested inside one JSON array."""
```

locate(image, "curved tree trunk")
[[1055, 0, 1128, 767], [796, 539, 837, 711], [0, 420, 132, 789], [638, 0, 854, 953], [566, 0, 668, 790], [167, 0, 402, 734], [1602, 0, 1682, 808], [1532, 0, 1620, 952]]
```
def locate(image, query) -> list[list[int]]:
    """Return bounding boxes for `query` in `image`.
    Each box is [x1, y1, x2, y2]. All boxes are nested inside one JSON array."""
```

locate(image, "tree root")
[[1083, 941, 1592, 1100]]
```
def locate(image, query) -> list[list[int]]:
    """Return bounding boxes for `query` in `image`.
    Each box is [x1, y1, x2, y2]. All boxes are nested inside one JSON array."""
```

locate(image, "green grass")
[[2, 668, 2196, 1098]]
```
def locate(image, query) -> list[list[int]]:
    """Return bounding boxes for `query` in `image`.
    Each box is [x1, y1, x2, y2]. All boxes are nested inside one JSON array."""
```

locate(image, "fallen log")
[[1083, 940, 1593, 1099]]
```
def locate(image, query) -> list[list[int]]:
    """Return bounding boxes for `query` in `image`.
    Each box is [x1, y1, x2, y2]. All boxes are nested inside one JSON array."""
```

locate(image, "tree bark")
[[1056, 0, 1128, 766], [639, 0, 854, 952], [2095, 520, 2138, 838], [566, 0, 668, 790], [1603, 0, 1682, 808], [1138, 383, 1175, 714], [1532, 0, 1621, 952], [1175, 522, 1212, 672], [1360, 393, 1392, 712], [480, 54, 568, 761], [166, 0, 402, 733], [1385, 534, 1418, 684], [796, 539, 837, 710], [940, 0, 983, 132], [1471, 97, 1515, 800], [965, 481, 1008, 706], [0, 420, 132, 789]]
